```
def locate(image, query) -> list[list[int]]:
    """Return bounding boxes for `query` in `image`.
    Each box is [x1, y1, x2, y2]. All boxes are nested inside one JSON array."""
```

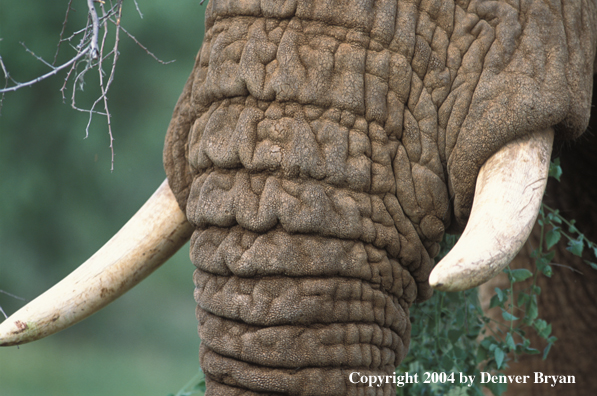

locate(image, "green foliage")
[[169, 158, 597, 396], [395, 158, 596, 396], [397, 288, 485, 396], [548, 157, 562, 181]]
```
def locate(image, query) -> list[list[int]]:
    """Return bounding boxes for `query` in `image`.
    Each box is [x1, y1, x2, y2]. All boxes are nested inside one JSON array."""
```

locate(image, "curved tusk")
[[0, 179, 194, 346], [429, 128, 554, 292]]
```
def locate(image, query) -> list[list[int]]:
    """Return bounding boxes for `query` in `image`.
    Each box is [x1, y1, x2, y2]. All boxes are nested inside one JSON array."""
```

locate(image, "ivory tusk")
[[0, 179, 194, 346], [429, 128, 554, 292]]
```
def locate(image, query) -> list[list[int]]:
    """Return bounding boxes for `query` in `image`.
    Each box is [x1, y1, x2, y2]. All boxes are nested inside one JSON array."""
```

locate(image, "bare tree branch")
[[0, 47, 90, 94], [86, 0, 101, 59], [0, 0, 173, 170]]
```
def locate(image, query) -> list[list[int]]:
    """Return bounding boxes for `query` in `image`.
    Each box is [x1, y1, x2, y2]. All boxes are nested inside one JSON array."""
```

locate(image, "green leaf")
[[567, 238, 584, 257], [532, 285, 541, 295], [489, 294, 502, 309], [441, 354, 454, 370], [543, 342, 554, 360], [524, 347, 541, 355], [454, 308, 466, 327], [550, 214, 562, 225], [526, 296, 539, 322], [448, 329, 464, 344], [476, 345, 488, 363], [501, 310, 518, 322], [453, 346, 466, 360], [445, 387, 469, 396], [537, 259, 553, 277], [533, 319, 547, 333], [485, 377, 508, 396], [508, 269, 533, 283], [505, 333, 516, 351], [593, 246, 597, 258], [549, 158, 562, 181], [545, 228, 561, 249], [517, 292, 529, 307], [533, 319, 552, 338], [542, 250, 556, 261], [495, 287, 505, 302], [585, 260, 597, 271], [494, 347, 505, 369]]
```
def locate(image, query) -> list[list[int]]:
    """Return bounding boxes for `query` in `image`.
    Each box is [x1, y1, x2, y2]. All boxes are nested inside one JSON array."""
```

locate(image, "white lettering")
[[567, 375, 576, 384], [459, 373, 475, 387], [396, 375, 405, 387], [535, 372, 544, 384]]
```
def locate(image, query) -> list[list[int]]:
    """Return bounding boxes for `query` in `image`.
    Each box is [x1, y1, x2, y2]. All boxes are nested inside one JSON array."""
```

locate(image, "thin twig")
[[0, 48, 89, 93], [133, 0, 143, 18], [53, 0, 74, 65], [84, 0, 122, 170], [550, 262, 584, 274], [0, 55, 16, 114], [0, 289, 27, 302], [114, 22, 175, 64], [21, 42, 55, 69], [103, 0, 123, 171]]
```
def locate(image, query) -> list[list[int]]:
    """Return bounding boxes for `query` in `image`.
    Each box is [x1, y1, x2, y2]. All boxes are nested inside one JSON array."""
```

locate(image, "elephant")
[[479, 118, 597, 396], [1, 1, 596, 395]]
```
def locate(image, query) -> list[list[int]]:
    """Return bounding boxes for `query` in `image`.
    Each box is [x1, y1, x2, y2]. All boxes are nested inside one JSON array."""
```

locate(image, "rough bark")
[[162, 1, 597, 394]]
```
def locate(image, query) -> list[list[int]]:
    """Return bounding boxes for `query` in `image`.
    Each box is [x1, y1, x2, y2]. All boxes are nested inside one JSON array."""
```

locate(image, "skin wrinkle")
[[197, 310, 401, 369], [190, 226, 416, 301], [162, 1, 597, 394]]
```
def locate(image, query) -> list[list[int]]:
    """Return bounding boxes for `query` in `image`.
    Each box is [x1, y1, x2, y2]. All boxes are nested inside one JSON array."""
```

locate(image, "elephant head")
[[2, 1, 596, 394]]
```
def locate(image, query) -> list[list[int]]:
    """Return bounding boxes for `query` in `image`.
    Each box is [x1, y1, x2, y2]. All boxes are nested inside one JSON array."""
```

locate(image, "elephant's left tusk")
[[0, 179, 193, 346], [429, 128, 554, 292]]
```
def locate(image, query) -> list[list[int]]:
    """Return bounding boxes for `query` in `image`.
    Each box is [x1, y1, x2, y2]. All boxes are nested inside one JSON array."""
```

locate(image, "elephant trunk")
[[192, 225, 415, 395], [180, 161, 431, 394]]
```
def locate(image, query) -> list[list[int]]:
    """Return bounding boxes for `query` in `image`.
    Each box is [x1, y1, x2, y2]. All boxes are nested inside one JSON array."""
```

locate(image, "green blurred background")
[[0, 1, 206, 394]]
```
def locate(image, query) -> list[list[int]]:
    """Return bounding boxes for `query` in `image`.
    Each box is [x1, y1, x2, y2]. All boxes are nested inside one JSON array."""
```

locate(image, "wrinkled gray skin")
[[163, 1, 597, 394]]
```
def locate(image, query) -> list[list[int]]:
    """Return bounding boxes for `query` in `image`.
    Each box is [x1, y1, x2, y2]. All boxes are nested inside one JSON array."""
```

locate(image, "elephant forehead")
[[166, 0, 595, 229], [194, 14, 454, 121], [187, 99, 404, 194]]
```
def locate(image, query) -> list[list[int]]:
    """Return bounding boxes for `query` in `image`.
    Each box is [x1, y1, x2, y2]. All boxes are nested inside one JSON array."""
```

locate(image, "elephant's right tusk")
[[0, 179, 194, 346], [429, 128, 554, 292]]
